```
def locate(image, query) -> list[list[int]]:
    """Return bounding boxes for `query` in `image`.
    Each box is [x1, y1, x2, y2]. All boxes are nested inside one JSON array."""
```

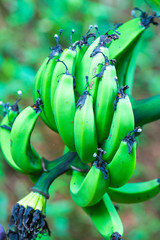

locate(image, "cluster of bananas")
[[0, 8, 160, 240]]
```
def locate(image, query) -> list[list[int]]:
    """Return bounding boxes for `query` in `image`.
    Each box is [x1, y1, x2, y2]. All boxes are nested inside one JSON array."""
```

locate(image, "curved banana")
[[75, 37, 99, 96], [107, 178, 160, 204], [83, 192, 123, 240], [33, 30, 62, 130], [75, 26, 117, 97], [94, 53, 117, 144], [106, 129, 138, 188], [102, 85, 135, 163], [40, 47, 62, 132], [109, 17, 145, 61], [70, 164, 109, 207], [0, 96, 27, 174], [87, 48, 109, 104], [10, 99, 43, 173], [32, 57, 48, 105], [53, 60, 76, 151], [74, 89, 98, 163], [75, 25, 96, 72], [50, 29, 77, 113]]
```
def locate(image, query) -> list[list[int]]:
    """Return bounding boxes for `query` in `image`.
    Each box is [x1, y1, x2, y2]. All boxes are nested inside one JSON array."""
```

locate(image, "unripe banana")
[[102, 85, 135, 163], [74, 88, 98, 163], [109, 17, 145, 61], [50, 29, 77, 113], [106, 132, 137, 188], [0, 95, 27, 174], [33, 30, 63, 130], [83, 193, 123, 240], [10, 99, 43, 173], [54, 60, 76, 151], [70, 164, 109, 207], [40, 51, 62, 132], [94, 54, 117, 144], [75, 26, 117, 97], [107, 178, 160, 204], [75, 25, 96, 72], [87, 48, 109, 104]]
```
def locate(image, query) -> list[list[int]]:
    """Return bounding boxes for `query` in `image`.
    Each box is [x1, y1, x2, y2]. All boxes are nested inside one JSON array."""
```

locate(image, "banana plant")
[[0, 7, 160, 240]]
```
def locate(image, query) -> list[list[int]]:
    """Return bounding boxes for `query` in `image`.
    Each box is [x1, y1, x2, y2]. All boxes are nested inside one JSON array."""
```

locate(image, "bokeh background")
[[0, 0, 160, 239]]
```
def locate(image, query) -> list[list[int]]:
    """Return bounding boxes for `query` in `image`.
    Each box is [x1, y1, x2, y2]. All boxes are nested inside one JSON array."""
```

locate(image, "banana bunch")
[[0, 8, 160, 240]]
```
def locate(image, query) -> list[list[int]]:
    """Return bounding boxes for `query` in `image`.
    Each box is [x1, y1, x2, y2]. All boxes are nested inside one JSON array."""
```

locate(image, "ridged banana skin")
[[75, 45, 89, 73], [54, 74, 76, 151], [88, 47, 109, 104], [75, 37, 100, 96], [83, 193, 123, 240], [109, 17, 145, 61], [107, 178, 160, 204], [70, 165, 109, 207], [40, 54, 60, 133], [95, 65, 117, 144], [33, 57, 48, 103], [50, 49, 77, 111], [10, 106, 42, 173], [0, 111, 27, 173], [74, 95, 98, 163], [102, 95, 134, 163], [32, 57, 52, 129], [107, 141, 136, 188]]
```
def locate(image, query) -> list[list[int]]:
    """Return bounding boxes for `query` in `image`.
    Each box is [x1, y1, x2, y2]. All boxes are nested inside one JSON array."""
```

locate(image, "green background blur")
[[0, 0, 160, 239]]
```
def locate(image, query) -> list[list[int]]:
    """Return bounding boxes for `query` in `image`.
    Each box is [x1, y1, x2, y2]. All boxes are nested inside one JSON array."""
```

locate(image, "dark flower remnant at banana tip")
[[7, 192, 50, 240]]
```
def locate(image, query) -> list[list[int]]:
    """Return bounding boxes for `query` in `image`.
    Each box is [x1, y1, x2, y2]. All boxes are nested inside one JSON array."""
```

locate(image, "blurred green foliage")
[[0, 0, 160, 239]]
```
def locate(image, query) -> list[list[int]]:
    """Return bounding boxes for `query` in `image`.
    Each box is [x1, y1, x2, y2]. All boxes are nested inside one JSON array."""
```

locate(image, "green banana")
[[75, 25, 96, 72], [106, 129, 138, 188], [40, 40, 62, 132], [107, 178, 160, 204], [33, 30, 63, 130], [83, 192, 123, 240], [70, 164, 109, 207], [94, 52, 117, 144], [10, 99, 43, 173], [109, 17, 145, 61], [0, 94, 27, 173], [75, 26, 117, 97], [74, 86, 98, 163], [53, 59, 76, 151], [32, 57, 48, 106], [87, 47, 109, 104], [102, 84, 135, 163], [50, 29, 77, 113]]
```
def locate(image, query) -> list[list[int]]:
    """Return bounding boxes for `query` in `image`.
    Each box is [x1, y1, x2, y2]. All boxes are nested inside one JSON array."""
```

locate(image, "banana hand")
[[10, 99, 43, 173]]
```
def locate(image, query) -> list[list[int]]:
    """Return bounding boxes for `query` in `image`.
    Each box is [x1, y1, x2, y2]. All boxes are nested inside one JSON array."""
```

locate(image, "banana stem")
[[132, 94, 160, 126], [31, 151, 89, 198]]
